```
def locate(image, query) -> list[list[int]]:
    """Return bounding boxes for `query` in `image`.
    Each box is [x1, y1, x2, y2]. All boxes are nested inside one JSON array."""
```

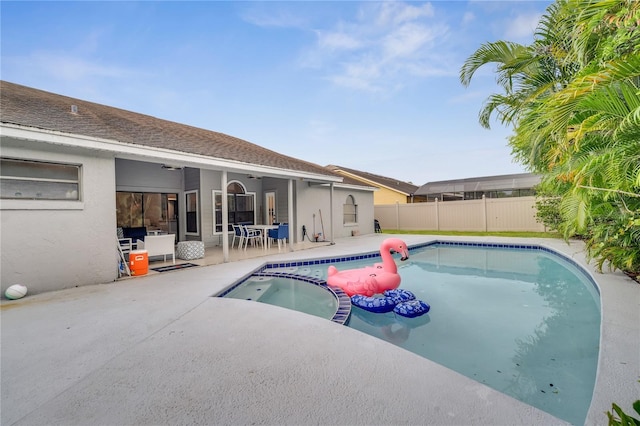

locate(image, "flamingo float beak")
[[392, 247, 409, 261]]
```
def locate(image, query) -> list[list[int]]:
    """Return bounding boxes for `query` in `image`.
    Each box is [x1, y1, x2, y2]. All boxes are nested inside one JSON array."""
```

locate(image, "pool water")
[[221, 242, 601, 425], [348, 244, 601, 425], [222, 275, 339, 321]]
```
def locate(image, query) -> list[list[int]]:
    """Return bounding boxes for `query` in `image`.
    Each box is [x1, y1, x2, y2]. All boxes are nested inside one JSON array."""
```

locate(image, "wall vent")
[[71, 105, 78, 114]]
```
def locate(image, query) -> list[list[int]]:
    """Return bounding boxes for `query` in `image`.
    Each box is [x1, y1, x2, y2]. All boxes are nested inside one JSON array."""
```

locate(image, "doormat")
[[151, 263, 199, 273]]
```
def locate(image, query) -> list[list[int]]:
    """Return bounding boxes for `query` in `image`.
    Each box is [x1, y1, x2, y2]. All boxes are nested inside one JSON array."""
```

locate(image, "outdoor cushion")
[[177, 241, 205, 260]]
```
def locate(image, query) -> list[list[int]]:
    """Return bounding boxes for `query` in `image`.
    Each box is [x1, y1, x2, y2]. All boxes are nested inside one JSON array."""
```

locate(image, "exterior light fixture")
[[161, 164, 183, 171]]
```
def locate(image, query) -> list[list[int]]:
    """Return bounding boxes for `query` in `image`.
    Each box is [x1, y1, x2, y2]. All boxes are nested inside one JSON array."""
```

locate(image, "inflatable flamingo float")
[[327, 238, 409, 297]]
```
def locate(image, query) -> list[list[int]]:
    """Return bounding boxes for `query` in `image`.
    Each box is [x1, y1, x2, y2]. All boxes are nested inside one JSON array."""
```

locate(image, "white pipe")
[[330, 182, 334, 244], [222, 170, 229, 262]]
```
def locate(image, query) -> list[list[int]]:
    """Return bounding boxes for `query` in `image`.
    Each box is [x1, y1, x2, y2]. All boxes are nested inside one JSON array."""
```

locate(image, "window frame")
[[212, 181, 257, 234], [343, 194, 358, 225], [0, 157, 83, 210], [185, 190, 199, 235], [1, 157, 81, 200]]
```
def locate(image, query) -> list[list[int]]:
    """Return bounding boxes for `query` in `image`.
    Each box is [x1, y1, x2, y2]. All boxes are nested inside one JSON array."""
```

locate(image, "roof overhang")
[[331, 182, 377, 192], [307, 180, 377, 192], [1, 123, 343, 184]]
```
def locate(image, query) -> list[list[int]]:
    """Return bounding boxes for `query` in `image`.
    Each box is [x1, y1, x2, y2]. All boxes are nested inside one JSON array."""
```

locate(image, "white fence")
[[374, 196, 546, 232]]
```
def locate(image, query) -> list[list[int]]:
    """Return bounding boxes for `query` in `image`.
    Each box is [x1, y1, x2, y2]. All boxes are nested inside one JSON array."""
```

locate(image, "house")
[[0, 81, 375, 295], [414, 173, 542, 202], [326, 165, 426, 204]]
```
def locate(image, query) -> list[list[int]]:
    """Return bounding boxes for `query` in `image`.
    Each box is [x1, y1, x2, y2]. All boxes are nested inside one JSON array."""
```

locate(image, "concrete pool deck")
[[1, 234, 638, 425]]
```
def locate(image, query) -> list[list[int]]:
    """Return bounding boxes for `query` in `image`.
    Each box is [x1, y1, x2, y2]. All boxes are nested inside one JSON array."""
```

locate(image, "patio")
[[2, 234, 638, 425]]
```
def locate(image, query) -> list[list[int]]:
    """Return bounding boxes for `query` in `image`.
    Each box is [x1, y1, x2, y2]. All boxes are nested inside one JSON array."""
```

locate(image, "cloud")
[[304, 1, 450, 93], [461, 11, 475, 25], [22, 51, 141, 81], [367, 1, 435, 26], [240, 6, 308, 29], [382, 22, 438, 59], [327, 57, 385, 93], [316, 30, 363, 51], [503, 12, 542, 40]]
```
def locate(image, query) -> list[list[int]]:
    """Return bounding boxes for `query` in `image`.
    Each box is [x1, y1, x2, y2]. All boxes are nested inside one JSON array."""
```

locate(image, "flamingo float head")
[[382, 238, 409, 261]]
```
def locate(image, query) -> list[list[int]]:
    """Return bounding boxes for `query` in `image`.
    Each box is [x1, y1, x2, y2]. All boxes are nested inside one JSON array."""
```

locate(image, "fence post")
[[436, 198, 440, 231], [395, 201, 400, 230], [482, 194, 487, 232]]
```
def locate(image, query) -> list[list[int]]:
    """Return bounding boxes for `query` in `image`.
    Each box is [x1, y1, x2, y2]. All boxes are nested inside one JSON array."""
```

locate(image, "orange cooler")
[[129, 250, 148, 276]]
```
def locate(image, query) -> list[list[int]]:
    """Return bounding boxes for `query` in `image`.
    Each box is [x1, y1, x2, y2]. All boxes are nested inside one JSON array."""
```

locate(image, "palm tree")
[[460, 0, 640, 276]]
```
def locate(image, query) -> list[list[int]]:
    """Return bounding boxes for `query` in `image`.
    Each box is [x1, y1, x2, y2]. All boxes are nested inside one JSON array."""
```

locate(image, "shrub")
[[607, 400, 640, 426]]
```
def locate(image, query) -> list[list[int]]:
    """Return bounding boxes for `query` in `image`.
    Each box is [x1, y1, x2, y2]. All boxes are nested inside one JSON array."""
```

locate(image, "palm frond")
[[459, 41, 529, 88]]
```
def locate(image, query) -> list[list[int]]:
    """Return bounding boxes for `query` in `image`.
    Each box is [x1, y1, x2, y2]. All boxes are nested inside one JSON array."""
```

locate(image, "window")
[[1, 158, 80, 200], [343, 195, 357, 224], [185, 190, 199, 235], [213, 182, 256, 233], [116, 192, 178, 234]]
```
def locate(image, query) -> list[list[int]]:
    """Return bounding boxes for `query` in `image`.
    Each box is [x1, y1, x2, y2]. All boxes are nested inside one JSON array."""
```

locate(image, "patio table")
[[245, 224, 278, 249]]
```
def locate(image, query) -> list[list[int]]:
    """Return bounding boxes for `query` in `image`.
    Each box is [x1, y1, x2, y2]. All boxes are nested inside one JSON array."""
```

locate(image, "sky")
[[1, 1, 552, 185]]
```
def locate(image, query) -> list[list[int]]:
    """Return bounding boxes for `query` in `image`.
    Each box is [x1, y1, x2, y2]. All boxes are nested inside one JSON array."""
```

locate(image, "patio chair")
[[231, 224, 243, 249], [268, 223, 288, 251], [137, 234, 176, 264], [118, 237, 134, 255], [241, 225, 262, 250], [374, 219, 382, 233], [117, 228, 137, 257]]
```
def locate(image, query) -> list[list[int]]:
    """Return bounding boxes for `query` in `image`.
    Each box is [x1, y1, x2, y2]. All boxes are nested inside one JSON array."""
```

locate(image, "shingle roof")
[[326, 165, 419, 195], [0, 81, 338, 179]]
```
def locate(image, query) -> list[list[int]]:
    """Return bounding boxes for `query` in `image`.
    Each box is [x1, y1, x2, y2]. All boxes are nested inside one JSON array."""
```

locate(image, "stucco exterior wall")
[[295, 183, 328, 242], [334, 187, 374, 238], [199, 169, 218, 246], [1, 138, 117, 295], [374, 187, 408, 205], [116, 159, 183, 193], [295, 183, 374, 241]]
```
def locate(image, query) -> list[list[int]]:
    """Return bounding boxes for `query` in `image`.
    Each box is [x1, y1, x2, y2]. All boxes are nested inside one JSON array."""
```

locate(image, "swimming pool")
[[218, 241, 601, 425]]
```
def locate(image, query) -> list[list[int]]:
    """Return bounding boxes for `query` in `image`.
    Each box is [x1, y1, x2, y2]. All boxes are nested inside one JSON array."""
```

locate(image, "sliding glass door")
[[116, 192, 178, 235]]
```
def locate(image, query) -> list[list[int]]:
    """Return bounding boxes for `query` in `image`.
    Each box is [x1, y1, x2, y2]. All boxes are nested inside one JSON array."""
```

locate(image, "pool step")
[[229, 278, 273, 301]]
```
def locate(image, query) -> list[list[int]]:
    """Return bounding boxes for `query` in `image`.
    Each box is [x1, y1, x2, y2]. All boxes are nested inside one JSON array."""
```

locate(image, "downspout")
[[288, 179, 294, 251], [222, 170, 229, 262], [329, 182, 335, 244]]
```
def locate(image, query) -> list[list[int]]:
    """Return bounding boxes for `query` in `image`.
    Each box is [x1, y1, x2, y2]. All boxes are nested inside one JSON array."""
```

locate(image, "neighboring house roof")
[[326, 165, 419, 195], [0, 81, 341, 182], [324, 169, 373, 188], [415, 173, 541, 195]]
